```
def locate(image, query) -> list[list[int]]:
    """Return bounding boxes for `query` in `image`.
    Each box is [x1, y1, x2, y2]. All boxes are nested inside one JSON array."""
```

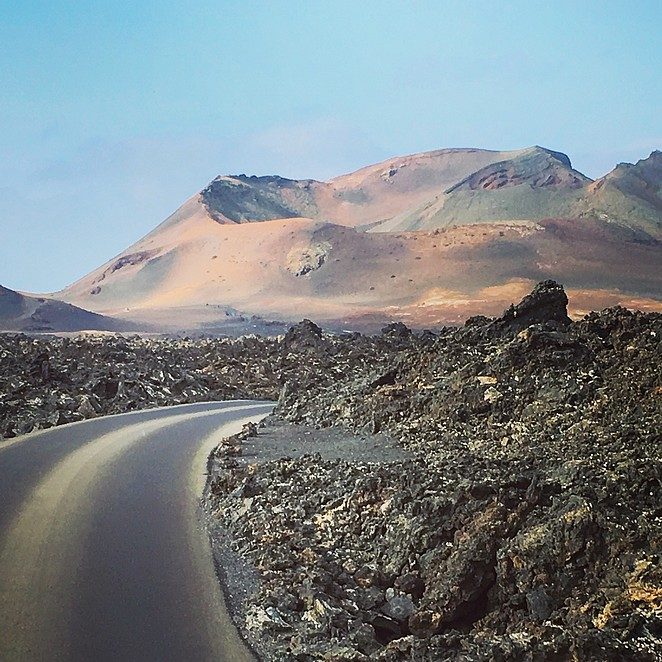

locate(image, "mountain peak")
[[640, 150, 662, 167], [528, 145, 573, 169], [445, 146, 588, 195]]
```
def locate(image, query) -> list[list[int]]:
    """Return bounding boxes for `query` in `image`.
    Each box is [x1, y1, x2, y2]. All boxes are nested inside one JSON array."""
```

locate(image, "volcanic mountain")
[[57, 147, 662, 331]]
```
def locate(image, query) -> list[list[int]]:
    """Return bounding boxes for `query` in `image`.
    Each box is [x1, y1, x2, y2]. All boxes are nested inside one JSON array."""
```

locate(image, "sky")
[[1, 1, 660, 292]]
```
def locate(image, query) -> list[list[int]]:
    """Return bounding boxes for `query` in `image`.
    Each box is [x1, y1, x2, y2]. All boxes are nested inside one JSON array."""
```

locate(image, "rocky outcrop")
[[201, 175, 319, 223], [286, 242, 331, 277], [282, 318, 325, 349], [495, 278, 571, 331]]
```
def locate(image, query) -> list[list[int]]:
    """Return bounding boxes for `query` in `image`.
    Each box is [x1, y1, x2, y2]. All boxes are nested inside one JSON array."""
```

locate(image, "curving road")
[[0, 400, 273, 661]]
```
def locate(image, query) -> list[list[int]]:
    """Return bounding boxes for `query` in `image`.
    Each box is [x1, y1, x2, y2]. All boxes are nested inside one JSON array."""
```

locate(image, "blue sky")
[[1, 1, 660, 292]]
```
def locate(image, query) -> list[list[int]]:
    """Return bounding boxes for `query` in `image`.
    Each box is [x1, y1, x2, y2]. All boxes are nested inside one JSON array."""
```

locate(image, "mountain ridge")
[[192, 146, 661, 238], [48, 145, 661, 332]]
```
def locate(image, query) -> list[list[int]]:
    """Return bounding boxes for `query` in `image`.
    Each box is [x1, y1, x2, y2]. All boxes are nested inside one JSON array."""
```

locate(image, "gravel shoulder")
[[239, 418, 409, 465], [203, 419, 410, 660]]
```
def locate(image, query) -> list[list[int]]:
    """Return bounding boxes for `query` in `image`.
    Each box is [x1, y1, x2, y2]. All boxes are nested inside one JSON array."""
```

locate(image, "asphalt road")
[[0, 400, 274, 661]]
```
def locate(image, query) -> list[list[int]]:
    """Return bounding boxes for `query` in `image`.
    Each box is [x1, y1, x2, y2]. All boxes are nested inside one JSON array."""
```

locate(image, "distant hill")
[[0, 285, 138, 333], [54, 146, 661, 331], [584, 150, 662, 239]]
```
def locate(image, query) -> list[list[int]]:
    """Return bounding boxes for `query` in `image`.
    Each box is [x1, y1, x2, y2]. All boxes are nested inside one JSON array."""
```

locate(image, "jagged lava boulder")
[[282, 318, 326, 350], [496, 279, 571, 332]]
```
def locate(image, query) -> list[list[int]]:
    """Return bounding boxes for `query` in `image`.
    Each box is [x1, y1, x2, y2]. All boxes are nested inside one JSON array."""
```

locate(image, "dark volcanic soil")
[[1, 281, 660, 660], [0, 334, 281, 439], [205, 282, 662, 661]]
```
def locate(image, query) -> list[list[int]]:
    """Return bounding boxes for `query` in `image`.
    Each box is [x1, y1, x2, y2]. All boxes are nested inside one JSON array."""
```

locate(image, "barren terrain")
[[43, 147, 661, 333], [2, 283, 660, 660]]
